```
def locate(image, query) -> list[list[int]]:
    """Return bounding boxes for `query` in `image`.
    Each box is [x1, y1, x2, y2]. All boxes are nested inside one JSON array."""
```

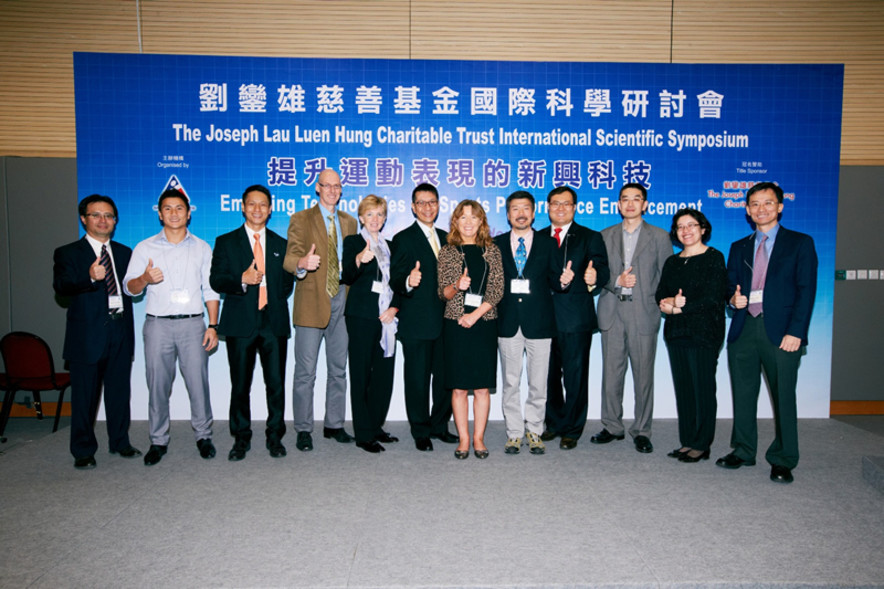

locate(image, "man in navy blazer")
[[717, 182, 818, 484], [541, 186, 610, 450], [210, 185, 294, 460], [53, 194, 140, 469]]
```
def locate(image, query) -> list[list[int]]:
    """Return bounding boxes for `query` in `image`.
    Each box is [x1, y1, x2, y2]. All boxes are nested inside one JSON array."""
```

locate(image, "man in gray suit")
[[592, 183, 672, 453]]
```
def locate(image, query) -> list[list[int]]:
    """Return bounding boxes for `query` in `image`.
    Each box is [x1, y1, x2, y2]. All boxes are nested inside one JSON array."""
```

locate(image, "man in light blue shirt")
[[124, 189, 221, 466]]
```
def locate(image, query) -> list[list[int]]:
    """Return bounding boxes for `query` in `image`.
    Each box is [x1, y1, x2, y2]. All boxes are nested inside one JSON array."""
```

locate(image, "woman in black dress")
[[437, 200, 503, 459], [341, 195, 400, 454], [655, 208, 727, 463]]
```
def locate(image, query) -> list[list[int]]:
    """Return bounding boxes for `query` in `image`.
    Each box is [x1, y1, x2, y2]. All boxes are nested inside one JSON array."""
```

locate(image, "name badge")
[[170, 289, 191, 305], [464, 293, 483, 308], [108, 295, 123, 310], [371, 280, 384, 294], [511, 279, 530, 294], [749, 290, 763, 305]]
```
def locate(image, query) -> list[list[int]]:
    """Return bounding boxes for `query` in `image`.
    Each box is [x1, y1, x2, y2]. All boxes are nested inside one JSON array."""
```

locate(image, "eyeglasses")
[[549, 201, 574, 209], [747, 200, 778, 210], [414, 200, 438, 209], [85, 212, 116, 221], [318, 182, 342, 191], [677, 222, 700, 231]]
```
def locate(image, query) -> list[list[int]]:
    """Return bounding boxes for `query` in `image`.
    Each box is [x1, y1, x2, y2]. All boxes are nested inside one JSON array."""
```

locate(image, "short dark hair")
[[412, 182, 438, 203], [78, 194, 118, 220], [242, 184, 272, 204], [747, 181, 783, 204], [619, 183, 647, 201], [158, 188, 189, 208], [669, 208, 712, 245], [506, 190, 535, 209], [547, 186, 576, 204]]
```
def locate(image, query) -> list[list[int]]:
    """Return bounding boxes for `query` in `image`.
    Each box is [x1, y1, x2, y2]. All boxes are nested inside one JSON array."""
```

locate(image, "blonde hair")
[[357, 194, 387, 218], [447, 200, 492, 247]]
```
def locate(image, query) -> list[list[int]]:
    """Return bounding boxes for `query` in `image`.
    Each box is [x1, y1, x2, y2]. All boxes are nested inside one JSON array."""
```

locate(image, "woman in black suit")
[[342, 195, 400, 453], [655, 208, 727, 463]]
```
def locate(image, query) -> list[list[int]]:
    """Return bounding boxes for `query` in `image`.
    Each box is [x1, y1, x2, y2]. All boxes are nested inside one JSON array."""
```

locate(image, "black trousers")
[[666, 343, 719, 452], [546, 330, 591, 439], [346, 316, 395, 443], [399, 334, 451, 439]]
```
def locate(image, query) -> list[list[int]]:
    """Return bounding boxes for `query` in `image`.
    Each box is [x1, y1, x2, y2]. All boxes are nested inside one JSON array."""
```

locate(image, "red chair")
[[0, 332, 71, 443]]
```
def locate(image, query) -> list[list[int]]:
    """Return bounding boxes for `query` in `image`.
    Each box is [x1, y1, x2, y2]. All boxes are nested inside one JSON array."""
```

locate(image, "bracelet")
[[208, 324, 219, 329]]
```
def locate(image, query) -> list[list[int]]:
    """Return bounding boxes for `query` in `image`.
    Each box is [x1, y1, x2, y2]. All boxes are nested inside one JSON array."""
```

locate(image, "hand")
[[358, 244, 375, 265], [618, 266, 636, 288], [89, 256, 106, 281], [299, 244, 321, 272], [455, 267, 471, 291], [559, 260, 574, 286], [407, 261, 422, 288], [202, 326, 218, 351], [458, 311, 477, 329], [731, 284, 748, 309], [659, 299, 675, 314], [674, 288, 686, 308], [142, 258, 164, 285], [242, 259, 263, 285], [780, 335, 801, 352], [379, 308, 397, 324], [583, 260, 596, 286]]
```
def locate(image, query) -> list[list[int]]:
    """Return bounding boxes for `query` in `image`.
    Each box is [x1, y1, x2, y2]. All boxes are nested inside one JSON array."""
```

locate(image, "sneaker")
[[526, 432, 546, 455], [504, 437, 522, 454]]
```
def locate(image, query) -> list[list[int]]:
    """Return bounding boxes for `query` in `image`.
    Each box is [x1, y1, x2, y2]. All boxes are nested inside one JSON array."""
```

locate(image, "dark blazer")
[[390, 221, 448, 341], [726, 226, 817, 346], [341, 234, 401, 319], [540, 222, 610, 334], [494, 230, 559, 339], [53, 238, 135, 364], [210, 226, 294, 339]]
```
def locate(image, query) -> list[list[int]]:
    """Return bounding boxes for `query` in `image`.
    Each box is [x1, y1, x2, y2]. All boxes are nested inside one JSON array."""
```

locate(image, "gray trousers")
[[292, 288, 348, 433], [144, 316, 213, 445], [498, 329, 551, 439], [600, 306, 658, 439]]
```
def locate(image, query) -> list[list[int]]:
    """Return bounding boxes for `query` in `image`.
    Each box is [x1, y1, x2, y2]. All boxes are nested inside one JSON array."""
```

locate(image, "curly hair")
[[447, 199, 493, 247]]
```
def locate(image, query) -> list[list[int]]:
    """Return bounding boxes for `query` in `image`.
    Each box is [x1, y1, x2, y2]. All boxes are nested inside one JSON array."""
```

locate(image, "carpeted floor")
[[1, 417, 882, 589]]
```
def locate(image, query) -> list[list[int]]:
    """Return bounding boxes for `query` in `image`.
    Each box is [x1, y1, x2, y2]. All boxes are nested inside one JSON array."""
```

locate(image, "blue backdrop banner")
[[74, 53, 843, 421]]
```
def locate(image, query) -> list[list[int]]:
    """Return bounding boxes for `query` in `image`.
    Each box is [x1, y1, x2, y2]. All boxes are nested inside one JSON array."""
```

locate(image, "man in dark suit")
[[282, 168, 357, 451], [541, 186, 610, 450], [717, 182, 817, 484], [53, 194, 141, 469], [390, 183, 456, 451], [494, 191, 560, 455], [210, 185, 295, 461]]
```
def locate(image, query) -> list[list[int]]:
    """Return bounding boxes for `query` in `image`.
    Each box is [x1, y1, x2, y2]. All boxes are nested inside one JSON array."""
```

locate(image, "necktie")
[[748, 234, 768, 317], [554, 227, 562, 247], [253, 233, 267, 310], [515, 237, 527, 277], [326, 214, 340, 298], [428, 229, 440, 258], [100, 245, 120, 313]]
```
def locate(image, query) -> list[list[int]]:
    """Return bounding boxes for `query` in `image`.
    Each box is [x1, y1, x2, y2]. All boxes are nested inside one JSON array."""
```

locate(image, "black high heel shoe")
[[679, 449, 710, 463], [454, 449, 469, 460], [473, 448, 489, 459]]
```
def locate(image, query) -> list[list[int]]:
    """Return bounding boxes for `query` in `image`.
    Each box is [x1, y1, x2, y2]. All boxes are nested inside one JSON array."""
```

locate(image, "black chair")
[[0, 332, 71, 443]]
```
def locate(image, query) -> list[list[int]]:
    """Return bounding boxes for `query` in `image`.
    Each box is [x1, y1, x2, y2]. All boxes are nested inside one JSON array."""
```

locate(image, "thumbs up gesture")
[[142, 258, 164, 284], [731, 284, 748, 309], [583, 260, 597, 286], [300, 243, 321, 272], [358, 243, 375, 265], [89, 256, 106, 281], [674, 288, 686, 308], [560, 260, 574, 286], [242, 259, 263, 285], [408, 260, 422, 288], [456, 266, 471, 291], [619, 266, 636, 288]]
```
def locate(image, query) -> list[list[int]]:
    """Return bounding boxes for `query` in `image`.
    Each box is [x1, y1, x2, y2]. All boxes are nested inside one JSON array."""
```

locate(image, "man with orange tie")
[[210, 185, 294, 460]]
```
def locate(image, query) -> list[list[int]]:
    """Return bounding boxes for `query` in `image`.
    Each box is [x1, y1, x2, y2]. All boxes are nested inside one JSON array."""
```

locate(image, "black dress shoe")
[[679, 449, 710, 463], [715, 453, 756, 469], [415, 437, 433, 452], [228, 439, 250, 461], [296, 432, 313, 452], [540, 429, 558, 442], [143, 444, 167, 466], [430, 431, 459, 444], [266, 439, 286, 458], [197, 438, 216, 459], [770, 465, 794, 484], [590, 429, 625, 444], [323, 427, 354, 443], [74, 456, 96, 469], [560, 437, 578, 450], [375, 431, 399, 443], [356, 440, 385, 453], [473, 448, 489, 459], [634, 435, 654, 453], [667, 448, 689, 459], [110, 445, 142, 458]]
